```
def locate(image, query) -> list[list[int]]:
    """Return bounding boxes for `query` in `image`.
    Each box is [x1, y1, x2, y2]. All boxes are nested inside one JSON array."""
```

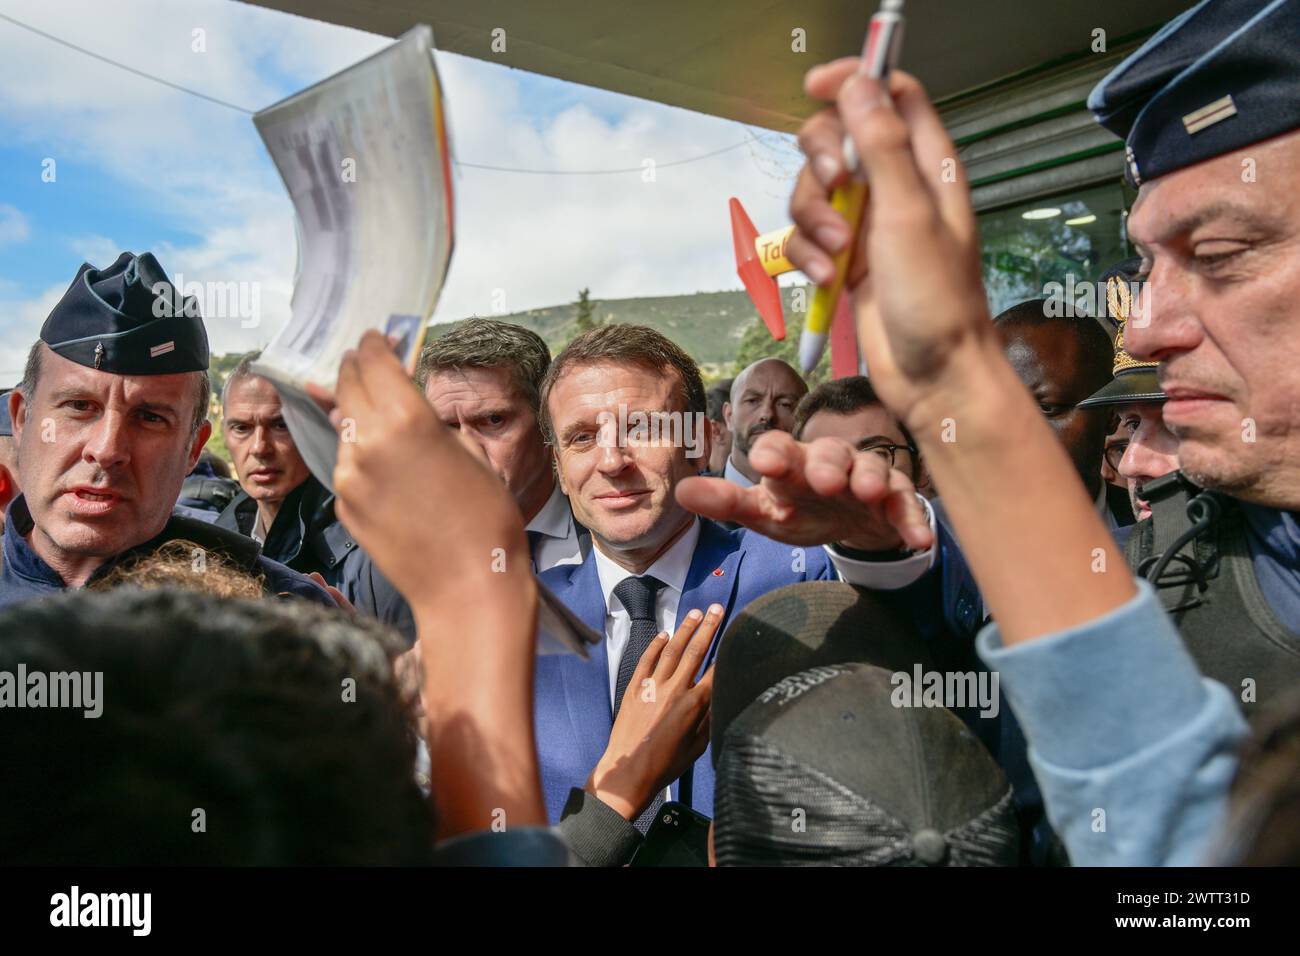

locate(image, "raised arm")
[[330, 331, 547, 840], [780, 59, 1246, 866], [787, 60, 1134, 643]]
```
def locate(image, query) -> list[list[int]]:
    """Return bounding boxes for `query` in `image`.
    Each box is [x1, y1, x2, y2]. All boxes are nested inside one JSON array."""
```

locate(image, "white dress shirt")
[[592, 518, 702, 706], [528, 482, 585, 573], [587, 513, 896, 695], [829, 486, 1122, 591], [823, 495, 940, 590], [251, 510, 268, 546], [716, 459, 901, 590], [723, 457, 755, 488]]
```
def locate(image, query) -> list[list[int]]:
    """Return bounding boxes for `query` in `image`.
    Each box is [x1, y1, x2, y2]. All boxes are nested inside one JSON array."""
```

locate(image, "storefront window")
[[978, 181, 1135, 316]]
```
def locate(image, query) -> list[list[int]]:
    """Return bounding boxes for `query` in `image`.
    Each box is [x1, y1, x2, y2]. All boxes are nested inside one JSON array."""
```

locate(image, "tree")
[[731, 286, 832, 387], [574, 288, 596, 334]]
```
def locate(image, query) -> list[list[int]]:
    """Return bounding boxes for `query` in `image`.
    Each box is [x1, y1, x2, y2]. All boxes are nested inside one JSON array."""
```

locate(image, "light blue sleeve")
[[976, 580, 1248, 866]]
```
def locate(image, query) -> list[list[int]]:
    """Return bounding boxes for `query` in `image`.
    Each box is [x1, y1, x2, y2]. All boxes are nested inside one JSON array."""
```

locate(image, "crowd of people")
[[2, 0, 1298, 867]]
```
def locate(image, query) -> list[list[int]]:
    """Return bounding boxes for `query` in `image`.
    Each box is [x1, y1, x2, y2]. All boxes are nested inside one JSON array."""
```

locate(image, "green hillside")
[[423, 285, 830, 384], [426, 289, 763, 364], [206, 284, 834, 463]]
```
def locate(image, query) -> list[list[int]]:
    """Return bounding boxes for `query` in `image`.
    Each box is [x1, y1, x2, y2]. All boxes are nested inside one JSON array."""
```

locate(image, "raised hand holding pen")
[[797, 0, 904, 373], [787, 62, 1134, 645]]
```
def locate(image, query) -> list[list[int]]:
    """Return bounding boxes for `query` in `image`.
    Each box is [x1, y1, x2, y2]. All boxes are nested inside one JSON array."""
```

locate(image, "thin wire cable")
[[0, 12, 257, 113], [0, 11, 761, 176]]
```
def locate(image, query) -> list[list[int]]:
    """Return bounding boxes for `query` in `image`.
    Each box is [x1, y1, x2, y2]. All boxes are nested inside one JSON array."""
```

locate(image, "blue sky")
[[0, 0, 802, 382]]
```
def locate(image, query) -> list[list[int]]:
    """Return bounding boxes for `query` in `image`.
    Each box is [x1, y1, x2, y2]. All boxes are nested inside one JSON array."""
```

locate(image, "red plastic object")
[[830, 292, 859, 379], [730, 198, 785, 341]]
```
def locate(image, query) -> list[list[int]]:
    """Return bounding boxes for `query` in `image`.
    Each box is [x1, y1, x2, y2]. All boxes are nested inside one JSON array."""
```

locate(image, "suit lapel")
[[567, 499, 593, 560], [673, 520, 741, 815], [553, 554, 614, 774], [676, 520, 744, 666]]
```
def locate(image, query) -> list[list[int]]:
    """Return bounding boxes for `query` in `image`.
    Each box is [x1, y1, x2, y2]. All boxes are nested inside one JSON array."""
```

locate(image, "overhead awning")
[[240, 0, 1192, 132]]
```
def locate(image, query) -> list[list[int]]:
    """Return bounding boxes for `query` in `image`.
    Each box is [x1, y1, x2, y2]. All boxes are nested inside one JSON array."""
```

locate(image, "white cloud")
[[0, 0, 802, 361], [0, 205, 31, 245], [0, 283, 65, 383], [66, 234, 122, 266], [0, 0, 390, 355], [428, 55, 801, 322]]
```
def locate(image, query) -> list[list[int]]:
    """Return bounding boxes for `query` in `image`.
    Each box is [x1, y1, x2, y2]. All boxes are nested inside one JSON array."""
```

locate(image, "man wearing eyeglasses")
[[792, 376, 932, 498], [1107, 408, 1180, 525], [1092, 408, 1179, 526]]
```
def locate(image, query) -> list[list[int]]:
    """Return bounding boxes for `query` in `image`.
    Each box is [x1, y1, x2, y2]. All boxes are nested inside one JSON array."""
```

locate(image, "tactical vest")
[[1125, 472, 1300, 720]]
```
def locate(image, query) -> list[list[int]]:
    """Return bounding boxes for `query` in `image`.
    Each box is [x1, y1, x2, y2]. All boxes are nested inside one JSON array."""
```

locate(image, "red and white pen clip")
[[842, 0, 906, 174]]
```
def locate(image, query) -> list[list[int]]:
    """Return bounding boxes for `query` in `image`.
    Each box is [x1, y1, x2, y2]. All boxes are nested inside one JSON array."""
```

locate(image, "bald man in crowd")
[[722, 358, 808, 487]]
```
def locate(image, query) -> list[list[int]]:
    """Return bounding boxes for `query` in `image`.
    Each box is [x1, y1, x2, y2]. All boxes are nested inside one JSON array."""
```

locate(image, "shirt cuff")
[[555, 787, 644, 867], [975, 579, 1247, 770], [825, 495, 937, 590]]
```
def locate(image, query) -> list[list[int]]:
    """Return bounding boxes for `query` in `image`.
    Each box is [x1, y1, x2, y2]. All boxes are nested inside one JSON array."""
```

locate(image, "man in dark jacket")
[[216, 352, 362, 593]]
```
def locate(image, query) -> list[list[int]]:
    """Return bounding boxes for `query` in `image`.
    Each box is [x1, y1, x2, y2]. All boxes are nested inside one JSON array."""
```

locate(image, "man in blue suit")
[[534, 325, 931, 826]]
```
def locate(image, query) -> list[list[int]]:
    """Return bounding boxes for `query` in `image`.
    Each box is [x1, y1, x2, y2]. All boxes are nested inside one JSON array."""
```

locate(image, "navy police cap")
[[1089, 0, 1300, 186], [39, 252, 209, 375]]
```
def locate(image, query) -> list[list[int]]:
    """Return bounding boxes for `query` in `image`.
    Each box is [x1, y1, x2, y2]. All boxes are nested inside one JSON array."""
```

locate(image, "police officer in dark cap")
[[1088, 0, 1300, 719], [1, 252, 333, 607]]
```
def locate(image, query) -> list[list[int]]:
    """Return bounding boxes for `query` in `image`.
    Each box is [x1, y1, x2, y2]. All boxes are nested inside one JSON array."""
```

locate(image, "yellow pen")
[[799, 0, 906, 373]]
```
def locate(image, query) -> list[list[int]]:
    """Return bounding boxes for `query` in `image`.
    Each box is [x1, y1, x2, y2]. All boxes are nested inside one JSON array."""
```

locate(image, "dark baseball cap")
[[711, 581, 940, 767], [713, 663, 1017, 866]]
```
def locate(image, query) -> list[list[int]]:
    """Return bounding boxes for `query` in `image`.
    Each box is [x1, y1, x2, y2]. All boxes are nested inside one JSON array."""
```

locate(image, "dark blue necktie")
[[611, 574, 668, 831], [612, 575, 667, 715]]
